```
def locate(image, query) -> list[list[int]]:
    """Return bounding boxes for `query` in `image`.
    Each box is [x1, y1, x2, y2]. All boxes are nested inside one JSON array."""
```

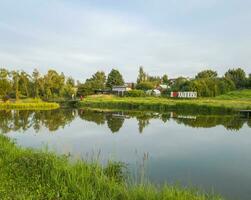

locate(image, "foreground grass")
[[0, 99, 59, 110], [0, 135, 222, 200], [79, 92, 251, 113]]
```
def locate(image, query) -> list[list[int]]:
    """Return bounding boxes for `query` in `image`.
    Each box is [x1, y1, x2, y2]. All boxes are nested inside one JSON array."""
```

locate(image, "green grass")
[[0, 135, 223, 200], [215, 89, 251, 100], [0, 99, 60, 110], [78, 92, 251, 114]]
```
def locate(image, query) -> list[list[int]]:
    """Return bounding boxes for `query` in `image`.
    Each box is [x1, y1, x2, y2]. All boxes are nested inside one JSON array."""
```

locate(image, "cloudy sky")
[[0, 0, 250, 82]]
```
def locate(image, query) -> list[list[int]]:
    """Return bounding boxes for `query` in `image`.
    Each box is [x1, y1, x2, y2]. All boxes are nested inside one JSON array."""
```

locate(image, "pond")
[[1, 109, 251, 200]]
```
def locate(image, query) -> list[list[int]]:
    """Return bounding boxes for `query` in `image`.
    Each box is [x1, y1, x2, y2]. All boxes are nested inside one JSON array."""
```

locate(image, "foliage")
[[136, 82, 155, 91], [170, 77, 189, 91], [106, 69, 124, 89], [225, 68, 247, 89], [0, 135, 223, 200], [161, 74, 168, 84], [195, 70, 218, 79], [77, 71, 106, 96], [125, 90, 146, 97], [137, 66, 148, 83], [0, 68, 76, 100], [186, 77, 236, 97]]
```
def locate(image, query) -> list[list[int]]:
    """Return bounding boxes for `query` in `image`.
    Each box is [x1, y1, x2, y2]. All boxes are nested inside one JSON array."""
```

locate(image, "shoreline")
[[77, 96, 251, 114]]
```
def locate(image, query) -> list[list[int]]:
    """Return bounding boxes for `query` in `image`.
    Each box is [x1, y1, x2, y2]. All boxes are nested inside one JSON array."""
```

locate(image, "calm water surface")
[[1, 109, 251, 200]]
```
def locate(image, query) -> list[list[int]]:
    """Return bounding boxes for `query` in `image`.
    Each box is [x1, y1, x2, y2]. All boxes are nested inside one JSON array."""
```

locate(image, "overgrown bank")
[[78, 95, 251, 114], [0, 135, 222, 200], [0, 102, 59, 110]]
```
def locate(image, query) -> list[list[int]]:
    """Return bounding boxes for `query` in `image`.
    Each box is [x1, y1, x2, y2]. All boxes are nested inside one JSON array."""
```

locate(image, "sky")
[[0, 0, 250, 82]]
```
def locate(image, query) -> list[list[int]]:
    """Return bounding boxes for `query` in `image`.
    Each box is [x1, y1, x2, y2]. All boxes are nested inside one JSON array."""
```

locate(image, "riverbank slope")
[[78, 90, 251, 113], [0, 99, 59, 110]]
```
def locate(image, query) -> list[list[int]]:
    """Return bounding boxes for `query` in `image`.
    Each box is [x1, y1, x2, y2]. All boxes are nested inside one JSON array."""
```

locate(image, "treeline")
[[171, 68, 251, 97], [1, 67, 251, 99], [0, 69, 76, 100], [77, 67, 251, 97]]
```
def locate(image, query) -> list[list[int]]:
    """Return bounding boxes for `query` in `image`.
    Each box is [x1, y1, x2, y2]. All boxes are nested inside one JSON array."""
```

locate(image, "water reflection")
[[0, 109, 250, 134]]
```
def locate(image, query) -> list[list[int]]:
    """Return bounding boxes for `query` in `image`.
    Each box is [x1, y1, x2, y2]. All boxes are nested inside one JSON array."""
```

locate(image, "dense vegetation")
[[0, 68, 76, 100], [0, 134, 223, 200], [76, 67, 251, 97], [1, 67, 250, 100]]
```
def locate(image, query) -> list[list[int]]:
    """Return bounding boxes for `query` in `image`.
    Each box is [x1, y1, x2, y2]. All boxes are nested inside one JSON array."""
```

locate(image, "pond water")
[[1, 109, 251, 200]]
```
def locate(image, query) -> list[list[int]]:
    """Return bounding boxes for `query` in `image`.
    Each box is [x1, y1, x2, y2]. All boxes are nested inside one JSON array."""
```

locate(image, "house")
[[112, 86, 127, 96]]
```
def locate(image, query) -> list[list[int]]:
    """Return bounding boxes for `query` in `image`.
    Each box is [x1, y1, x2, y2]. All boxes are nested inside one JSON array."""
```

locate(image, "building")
[[112, 86, 127, 96]]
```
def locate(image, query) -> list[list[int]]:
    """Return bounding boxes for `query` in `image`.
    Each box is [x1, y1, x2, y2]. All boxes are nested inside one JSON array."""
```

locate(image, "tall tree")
[[32, 69, 40, 98], [11, 71, 20, 100], [106, 69, 124, 89], [161, 74, 168, 84], [0, 68, 11, 97], [19, 71, 31, 97], [137, 66, 148, 83], [225, 68, 247, 88], [195, 70, 218, 79]]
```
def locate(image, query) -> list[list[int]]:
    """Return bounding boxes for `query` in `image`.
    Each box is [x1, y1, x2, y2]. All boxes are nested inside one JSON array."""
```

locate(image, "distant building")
[[112, 85, 127, 96]]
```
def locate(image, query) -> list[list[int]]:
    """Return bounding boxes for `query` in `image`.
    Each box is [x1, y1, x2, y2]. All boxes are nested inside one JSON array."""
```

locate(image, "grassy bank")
[[78, 93, 251, 113], [0, 135, 222, 200], [0, 99, 59, 110], [215, 89, 251, 100]]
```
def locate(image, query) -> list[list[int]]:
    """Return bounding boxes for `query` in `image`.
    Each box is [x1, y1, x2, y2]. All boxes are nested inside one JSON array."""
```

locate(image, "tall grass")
[[0, 135, 223, 200], [215, 89, 251, 100], [78, 95, 251, 114], [0, 100, 59, 110]]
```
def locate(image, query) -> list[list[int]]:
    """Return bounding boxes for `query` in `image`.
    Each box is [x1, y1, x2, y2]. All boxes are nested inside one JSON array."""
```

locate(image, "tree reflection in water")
[[0, 109, 250, 134]]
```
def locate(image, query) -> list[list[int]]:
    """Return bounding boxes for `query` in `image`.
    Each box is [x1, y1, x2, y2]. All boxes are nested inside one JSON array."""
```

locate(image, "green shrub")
[[125, 90, 146, 97]]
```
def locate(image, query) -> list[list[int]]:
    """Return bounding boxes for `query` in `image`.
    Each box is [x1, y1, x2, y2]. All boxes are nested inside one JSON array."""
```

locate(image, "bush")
[[136, 82, 155, 91], [125, 90, 146, 97]]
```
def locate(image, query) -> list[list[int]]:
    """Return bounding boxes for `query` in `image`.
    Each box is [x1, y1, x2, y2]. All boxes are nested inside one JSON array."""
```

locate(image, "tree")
[[195, 70, 218, 79], [0, 68, 11, 98], [88, 71, 106, 89], [225, 68, 247, 89], [43, 70, 65, 99], [137, 66, 148, 83], [19, 71, 31, 97], [77, 71, 106, 96], [106, 69, 124, 89], [161, 74, 168, 84], [11, 71, 20, 100], [248, 74, 251, 88], [136, 81, 155, 91], [32, 69, 40, 98]]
